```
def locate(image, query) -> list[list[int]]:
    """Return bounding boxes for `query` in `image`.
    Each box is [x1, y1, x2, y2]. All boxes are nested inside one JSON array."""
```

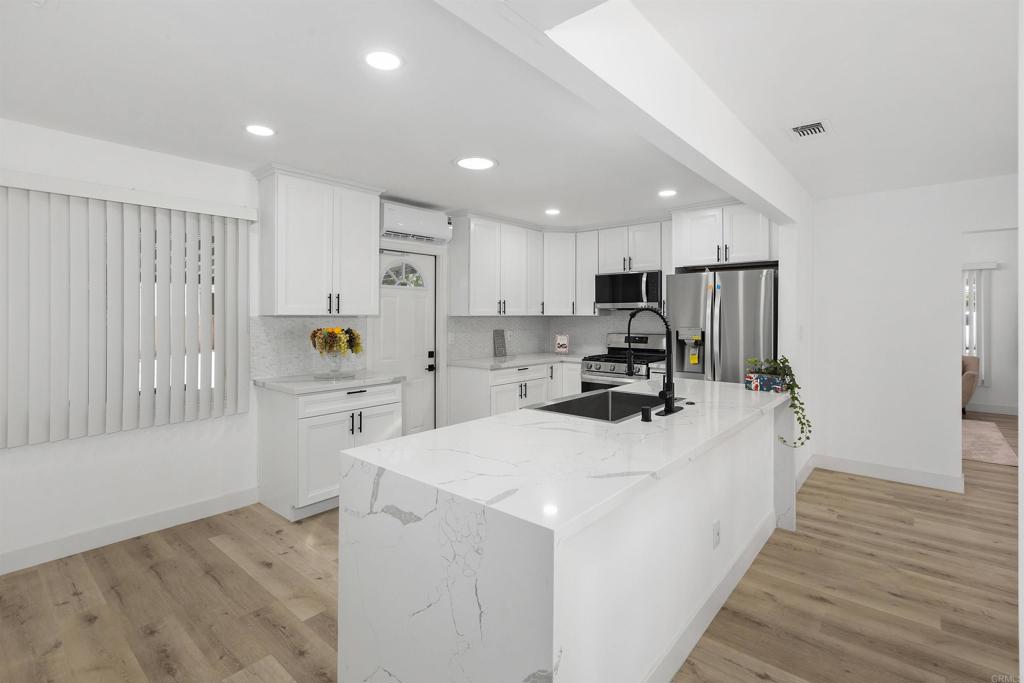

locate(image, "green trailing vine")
[[746, 356, 812, 448]]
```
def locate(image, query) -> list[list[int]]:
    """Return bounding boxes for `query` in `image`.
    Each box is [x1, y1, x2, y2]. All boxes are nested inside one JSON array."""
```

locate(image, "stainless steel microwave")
[[595, 270, 662, 310]]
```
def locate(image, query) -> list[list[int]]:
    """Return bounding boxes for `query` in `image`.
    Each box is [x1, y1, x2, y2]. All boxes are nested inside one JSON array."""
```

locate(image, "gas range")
[[581, 333, 667, 385]]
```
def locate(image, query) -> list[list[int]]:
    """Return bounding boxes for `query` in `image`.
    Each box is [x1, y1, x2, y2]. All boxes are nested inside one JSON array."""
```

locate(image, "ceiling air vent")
[[790, 120, 829, 139]]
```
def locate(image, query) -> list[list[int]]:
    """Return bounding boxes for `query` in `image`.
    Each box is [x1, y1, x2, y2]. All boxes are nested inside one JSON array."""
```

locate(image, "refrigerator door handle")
[[759, 270, 767, 360], [713, 279, 723, 381], [704, 274, 715, 381]]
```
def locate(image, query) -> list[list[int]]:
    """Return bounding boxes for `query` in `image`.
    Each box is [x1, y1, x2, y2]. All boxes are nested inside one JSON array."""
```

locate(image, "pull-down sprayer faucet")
[[626, 308, 682, 416]]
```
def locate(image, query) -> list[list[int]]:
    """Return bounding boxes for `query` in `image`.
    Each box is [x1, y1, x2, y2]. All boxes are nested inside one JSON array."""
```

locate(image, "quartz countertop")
[[253, 373, 403, 395], [448, 353, 585, 370], [341, 378, 788, 538]]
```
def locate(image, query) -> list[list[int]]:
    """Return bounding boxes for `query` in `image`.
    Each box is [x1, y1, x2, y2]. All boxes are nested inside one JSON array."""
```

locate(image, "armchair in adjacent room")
[[962, 355, 980, 416]]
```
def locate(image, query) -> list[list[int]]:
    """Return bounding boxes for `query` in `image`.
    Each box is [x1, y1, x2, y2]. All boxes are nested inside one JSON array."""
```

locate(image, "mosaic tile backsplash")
[[251, 316, 368, 378]]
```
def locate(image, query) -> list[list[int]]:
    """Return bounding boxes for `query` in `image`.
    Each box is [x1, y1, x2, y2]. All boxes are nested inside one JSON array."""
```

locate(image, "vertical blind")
[[962, 268, 988, 385], [0, 186, 250, 449]]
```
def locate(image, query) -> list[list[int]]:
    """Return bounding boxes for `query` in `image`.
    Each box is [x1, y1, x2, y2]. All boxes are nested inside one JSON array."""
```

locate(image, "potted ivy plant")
[[745, 356, 811, 448]]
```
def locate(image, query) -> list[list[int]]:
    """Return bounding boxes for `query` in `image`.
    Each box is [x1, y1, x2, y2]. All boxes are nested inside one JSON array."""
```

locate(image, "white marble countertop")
[[253, 372, 403, 395], [341, 378, 789, 538], [448, 352, 586, 370]]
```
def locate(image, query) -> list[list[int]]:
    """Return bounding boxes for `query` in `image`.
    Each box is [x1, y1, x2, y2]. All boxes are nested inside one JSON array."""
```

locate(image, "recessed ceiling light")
[[545, 208, 560, 216], [365, 51, 402, 71], [456, 157, 496, 171], [658, 189, 677, 198], [245, 124, 275, 137]]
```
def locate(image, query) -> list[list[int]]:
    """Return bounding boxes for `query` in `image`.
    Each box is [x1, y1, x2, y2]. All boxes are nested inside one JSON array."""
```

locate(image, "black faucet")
[[626, 308, 682, 416]]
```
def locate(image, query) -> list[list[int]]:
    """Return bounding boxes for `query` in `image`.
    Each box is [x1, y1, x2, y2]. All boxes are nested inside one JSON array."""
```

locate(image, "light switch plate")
[[448, 332, 455, 346]]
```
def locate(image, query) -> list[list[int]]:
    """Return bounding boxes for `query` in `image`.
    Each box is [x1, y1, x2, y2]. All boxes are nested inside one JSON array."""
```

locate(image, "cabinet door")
[[353, 402, 402, 446], [490, 382, 520, 416], [468, 219, 502, 315], [297, 412, 355, 507], [722, 205, 771, 263], [562, 363, 582, 396], [575, 231, 599, 316], [499, 224, 528, 315], [522, 377, 548, 406], [627, 222, 662, 271], [275, 174, 335, 315], [547, 364, 564, 400], [526, 228, 544, 315], [543, 232, 576, 315], [674, 208, 723, 267], [334, 187, 381, 315], [598, 226, 629, 273]]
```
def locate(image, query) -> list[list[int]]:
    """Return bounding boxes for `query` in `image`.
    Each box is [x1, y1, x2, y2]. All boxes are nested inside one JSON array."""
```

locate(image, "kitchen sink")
[[533, 389, 680, 423]]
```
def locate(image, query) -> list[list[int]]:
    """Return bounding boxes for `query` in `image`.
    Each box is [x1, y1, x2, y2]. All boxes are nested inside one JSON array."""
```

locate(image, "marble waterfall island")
[[338, 379, 793, 683]]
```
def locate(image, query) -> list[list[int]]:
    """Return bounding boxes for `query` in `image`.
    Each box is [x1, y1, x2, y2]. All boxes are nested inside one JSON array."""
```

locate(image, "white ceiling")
[[635, 0, 1019, 198], [0, 0, 731, 227]]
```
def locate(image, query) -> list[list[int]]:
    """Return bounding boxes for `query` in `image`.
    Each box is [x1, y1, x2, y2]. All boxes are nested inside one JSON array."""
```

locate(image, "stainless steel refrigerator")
[[666, 267, 776, 383]]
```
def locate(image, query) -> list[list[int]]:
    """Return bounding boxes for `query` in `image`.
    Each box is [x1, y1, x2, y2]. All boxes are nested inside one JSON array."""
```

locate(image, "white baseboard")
[[967, 403, 1018, 416], [643, 511, 775, 683], [796, 454, 817, 491], [813, 455, 964, 493], [0, 487, 259, 576]]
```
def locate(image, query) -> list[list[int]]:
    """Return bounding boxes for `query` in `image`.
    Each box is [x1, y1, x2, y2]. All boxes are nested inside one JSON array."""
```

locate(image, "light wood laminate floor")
[[1, 461, 1017, 682]]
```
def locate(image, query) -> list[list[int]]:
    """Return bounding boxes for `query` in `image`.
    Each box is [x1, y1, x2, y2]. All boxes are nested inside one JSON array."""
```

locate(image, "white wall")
[[811, 174, 1018, 492], [0, 120, 261, 574], [962, 229, 1018, 414]]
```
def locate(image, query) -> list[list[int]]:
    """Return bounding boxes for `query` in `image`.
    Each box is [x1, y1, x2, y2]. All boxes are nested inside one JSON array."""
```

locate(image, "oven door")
[[581, 372, 647, 393]]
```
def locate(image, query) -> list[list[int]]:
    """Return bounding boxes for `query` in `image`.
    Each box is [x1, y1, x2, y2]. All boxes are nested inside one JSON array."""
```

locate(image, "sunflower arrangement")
[[309, 327, 363, 355]]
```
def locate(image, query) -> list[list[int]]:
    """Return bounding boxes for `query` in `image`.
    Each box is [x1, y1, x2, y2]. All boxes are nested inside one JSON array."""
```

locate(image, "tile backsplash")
[[251, 316, 367, 378], [447, 311, 668, 360]]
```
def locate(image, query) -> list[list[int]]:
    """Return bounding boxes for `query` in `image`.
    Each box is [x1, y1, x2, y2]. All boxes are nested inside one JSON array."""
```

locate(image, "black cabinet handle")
[[572, 301, 575, 315], [502, 300, 506, 315], [358, 411, 363, 433], [349, 412, 354, 435], [716, 245, 721, 262], [541, 301, 545, 315], [629, 256, 633, 270], [497, 300, 501, 315], [328, 293, 332, 314], [336, 293, 340, 311], [622, 256, 626, 271], [549, 366, 553, 380], [724, 244, 729, 262], [525, 382, 528, 398], [346, 389, 367, 395], [425, 364, 436, 372]]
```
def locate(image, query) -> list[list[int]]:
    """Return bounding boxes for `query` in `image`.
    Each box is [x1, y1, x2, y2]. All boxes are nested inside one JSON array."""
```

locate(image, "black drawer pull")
[[346, 389, 367, 395]]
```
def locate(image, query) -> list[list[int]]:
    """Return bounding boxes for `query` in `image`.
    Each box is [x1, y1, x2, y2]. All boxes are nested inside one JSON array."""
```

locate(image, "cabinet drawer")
[[490, 365, 549, 386], [297, 382, 401, 418]]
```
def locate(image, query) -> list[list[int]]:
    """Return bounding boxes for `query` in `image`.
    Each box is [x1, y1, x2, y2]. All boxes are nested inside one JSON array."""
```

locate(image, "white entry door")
[[368, 251, 436, 434]]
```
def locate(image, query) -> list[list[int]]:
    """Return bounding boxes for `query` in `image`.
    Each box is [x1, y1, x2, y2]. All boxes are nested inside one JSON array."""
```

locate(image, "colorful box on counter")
[[744, 373, 786, 392]]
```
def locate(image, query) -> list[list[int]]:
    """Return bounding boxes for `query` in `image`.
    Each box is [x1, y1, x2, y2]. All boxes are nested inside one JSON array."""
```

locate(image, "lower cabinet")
[[450, 361, 580, 423], [257, 381, 402, 521]]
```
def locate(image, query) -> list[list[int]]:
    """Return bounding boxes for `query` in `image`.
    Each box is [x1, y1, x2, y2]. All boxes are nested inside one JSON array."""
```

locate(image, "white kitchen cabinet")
[[526, 228, 544, 315], [627, 222, 662, 271], [468, 218, 502, 315], [256, 380, 402, 521], [450, 217, 543, 316], [500, 224, 528, 315], [548, 363, 564, 399], [722, 205, 771, 264], [598, 226, 629, 273], [490, 382, 521, 416], [673, 205, 771, 267], [599, 223, 663, 273], [543, 232, 576, 315], [575, 231, 599, 316], [257, 167, 382, 316], [562, 362, 582, 395]]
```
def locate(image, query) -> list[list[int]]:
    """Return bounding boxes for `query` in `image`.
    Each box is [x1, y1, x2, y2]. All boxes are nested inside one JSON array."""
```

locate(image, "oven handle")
[[581, 372, 648, 386]]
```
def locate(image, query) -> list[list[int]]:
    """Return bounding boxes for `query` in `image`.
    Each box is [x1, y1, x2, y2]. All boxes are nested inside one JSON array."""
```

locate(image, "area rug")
[[963, 419, 1017, 466]]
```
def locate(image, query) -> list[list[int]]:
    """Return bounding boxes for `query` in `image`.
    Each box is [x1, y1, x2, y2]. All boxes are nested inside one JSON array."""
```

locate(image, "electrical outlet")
[[505, 330, 512, 343], [712, 520, 721, 549], [448, 332, 455, 346]]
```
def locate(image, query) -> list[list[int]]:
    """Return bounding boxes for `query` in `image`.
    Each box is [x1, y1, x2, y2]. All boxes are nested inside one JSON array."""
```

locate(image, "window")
[[963, 268, 988, 385], [0, 186, 251, 449], [381, 261, 425, 288]]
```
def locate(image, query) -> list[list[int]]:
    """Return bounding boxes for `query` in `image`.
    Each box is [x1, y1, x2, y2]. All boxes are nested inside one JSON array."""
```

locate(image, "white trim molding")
[[814, 455, 965, 493], [0, 487, 259, 576], [0, 168, 258, 221], [252, 163, 385, 195]]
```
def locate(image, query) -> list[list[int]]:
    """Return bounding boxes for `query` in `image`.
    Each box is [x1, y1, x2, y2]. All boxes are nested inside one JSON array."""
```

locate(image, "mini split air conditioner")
[[380, 200, 452, 243]]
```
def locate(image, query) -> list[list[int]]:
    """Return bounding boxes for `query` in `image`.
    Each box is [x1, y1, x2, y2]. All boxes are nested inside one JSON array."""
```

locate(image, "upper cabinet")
[[574, 231, 599, 317], [542, 232, 575, 315], [257, 167, 382, 316], [673, 205, 771, 268], [450, 216, 543, 316], [598, 223, 663, 273]]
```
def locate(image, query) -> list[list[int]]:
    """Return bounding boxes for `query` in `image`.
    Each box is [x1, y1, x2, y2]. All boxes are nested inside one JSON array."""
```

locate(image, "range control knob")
[[594, 363, 603, 371], [585, 363, 592, 370], [608, 364, 616, 372]]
